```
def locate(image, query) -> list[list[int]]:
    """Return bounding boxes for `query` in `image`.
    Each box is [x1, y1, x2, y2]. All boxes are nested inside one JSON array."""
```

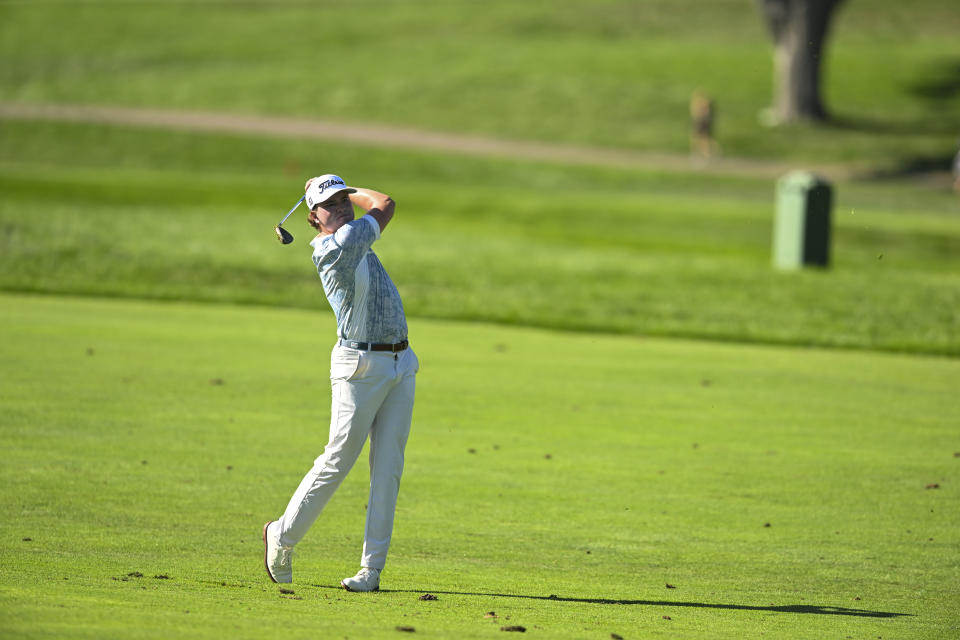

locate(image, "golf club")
[[274, 195, 305, 244]]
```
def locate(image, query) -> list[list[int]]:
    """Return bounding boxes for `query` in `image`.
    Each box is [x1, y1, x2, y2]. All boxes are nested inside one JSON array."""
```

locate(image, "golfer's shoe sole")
[[262, 521, 278, 583], [340, 580, 379, 593]]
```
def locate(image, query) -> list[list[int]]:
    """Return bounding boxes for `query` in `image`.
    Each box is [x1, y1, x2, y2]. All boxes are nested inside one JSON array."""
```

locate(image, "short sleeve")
[[330, 217, 379, 266], [363, 214, 381, 240]]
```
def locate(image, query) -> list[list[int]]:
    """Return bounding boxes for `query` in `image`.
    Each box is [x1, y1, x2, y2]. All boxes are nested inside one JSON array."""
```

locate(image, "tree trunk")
[[759, 0, 845, 123]]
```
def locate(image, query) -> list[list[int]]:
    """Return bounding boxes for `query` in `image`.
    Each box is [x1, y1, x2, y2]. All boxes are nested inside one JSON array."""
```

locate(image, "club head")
[[275, 225, 294, 245]]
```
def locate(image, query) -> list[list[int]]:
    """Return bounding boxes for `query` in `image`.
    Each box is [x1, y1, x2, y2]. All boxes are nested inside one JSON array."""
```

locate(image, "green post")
[[772, 171, 833, 269]]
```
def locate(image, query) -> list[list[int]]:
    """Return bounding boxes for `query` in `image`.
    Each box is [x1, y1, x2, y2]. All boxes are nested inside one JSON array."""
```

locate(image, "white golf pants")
[[277, 344, 418, 571]]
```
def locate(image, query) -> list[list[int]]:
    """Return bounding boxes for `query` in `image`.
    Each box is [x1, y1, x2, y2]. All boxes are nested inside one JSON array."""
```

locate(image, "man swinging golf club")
[[263, 174, 418, 592]]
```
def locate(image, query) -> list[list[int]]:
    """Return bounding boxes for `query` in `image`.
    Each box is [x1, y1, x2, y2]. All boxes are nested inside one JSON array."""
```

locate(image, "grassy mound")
[[1, 0, 958, 167]]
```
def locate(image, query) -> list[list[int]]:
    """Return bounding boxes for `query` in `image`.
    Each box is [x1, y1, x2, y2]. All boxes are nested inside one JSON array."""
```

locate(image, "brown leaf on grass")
[[662, 615, 672, 620]]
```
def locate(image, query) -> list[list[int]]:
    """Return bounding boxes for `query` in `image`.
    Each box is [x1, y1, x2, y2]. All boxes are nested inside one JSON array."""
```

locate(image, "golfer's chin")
[[325, 216, 354, 234]]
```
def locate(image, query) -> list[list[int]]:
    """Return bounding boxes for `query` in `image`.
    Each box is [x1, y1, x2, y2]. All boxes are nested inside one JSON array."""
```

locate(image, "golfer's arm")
[[350, 188, 395, 232]]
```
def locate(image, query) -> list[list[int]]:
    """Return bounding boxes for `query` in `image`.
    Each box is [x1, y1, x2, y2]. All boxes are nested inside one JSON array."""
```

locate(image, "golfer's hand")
[[350, 188, 395, 232]]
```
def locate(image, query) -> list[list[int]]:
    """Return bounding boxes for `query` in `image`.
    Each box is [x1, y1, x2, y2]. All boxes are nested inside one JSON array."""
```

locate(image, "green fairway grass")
[[1, 0, 958, 168], [3, 3, 958, 638], [1, 293, 958, 639], [2, 120, 959, 355]]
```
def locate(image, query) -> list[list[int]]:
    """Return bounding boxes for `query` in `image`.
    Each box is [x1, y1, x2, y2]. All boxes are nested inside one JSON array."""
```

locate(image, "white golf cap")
[[305, 174, 356, 210]]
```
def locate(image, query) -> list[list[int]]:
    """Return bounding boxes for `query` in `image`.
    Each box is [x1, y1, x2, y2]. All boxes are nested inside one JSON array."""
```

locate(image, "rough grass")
[[1, 120, 958, 355], [1, 293, 958, 639]]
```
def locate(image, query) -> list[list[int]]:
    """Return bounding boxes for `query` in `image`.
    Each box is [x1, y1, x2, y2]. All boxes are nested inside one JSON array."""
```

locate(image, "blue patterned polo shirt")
[[309, 215, 407, 344]]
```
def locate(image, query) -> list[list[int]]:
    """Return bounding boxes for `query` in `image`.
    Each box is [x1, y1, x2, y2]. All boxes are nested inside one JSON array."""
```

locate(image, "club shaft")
[[277, 195, 305, 226]]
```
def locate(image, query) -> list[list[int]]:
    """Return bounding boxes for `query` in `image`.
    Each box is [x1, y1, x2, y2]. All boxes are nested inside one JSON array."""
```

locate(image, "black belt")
[[339, 338, 409, 352]]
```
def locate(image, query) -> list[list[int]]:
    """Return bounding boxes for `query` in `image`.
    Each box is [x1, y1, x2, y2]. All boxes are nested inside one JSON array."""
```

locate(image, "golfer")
[[263, 174, 418, 592]]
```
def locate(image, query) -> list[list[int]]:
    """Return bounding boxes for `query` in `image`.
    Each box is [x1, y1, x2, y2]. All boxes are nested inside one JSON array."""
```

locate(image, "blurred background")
[[1, 0, 958, 354]]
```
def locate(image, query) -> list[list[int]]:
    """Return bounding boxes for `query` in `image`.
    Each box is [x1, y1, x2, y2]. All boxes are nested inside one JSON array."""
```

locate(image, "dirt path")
[[0, 102, 857, 181]]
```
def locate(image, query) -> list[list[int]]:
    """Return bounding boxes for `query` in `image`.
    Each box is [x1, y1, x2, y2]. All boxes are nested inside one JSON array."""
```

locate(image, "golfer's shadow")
[[316, 585, 909, 619]]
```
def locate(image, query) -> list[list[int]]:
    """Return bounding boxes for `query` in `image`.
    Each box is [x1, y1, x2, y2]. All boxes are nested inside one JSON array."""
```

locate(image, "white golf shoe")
[[341, 567, 380, 592], [262, 521, 293, 583]]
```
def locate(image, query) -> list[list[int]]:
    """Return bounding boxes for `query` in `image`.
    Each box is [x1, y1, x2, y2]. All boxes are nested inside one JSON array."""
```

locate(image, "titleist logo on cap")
[[306, 174, 354, 210], [315, 177, 345, 191]]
